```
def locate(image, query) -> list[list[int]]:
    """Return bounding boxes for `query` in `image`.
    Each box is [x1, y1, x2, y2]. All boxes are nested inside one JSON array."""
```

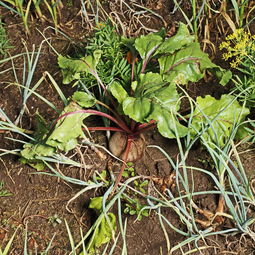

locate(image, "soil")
[[0, 1, 255, 255]]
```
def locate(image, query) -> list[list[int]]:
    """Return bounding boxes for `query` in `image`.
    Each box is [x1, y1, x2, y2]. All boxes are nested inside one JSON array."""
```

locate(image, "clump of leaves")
[[48, 214, 62, 227], [20, 22, 235, 191], [85, 197, 116, 255], [191, 94, 250, 148], [220, 29, 255, 107], [84, 23, 131, 87], [121, 162, 149, 220], [94, 164, 149, 221], [123, 196, 149, 221], [0, 19, 12, 57], [122, 162, 135, 178]]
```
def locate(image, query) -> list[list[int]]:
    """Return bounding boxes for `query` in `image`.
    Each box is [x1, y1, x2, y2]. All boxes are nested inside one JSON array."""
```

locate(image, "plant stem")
[[192, 0, 198, 41], [131, 54, 136, 81], [165, 57, 201, 73], [141, 45, 160, 74], [239, 0, 247, 27], [55, 109, 132, 134], [96, 100, 126, 124], [87, 127, 125, 132], [136, 120, 156, 130], [111, 136, 132, 195]]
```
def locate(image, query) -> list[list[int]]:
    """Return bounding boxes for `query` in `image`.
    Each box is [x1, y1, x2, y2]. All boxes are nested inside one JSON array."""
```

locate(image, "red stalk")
[[136, 120, 156, 130], [55, 110, 132, 134], [87, 127, 125, 132], [111, 136, 133, 194], [133, 123, 157, 135]]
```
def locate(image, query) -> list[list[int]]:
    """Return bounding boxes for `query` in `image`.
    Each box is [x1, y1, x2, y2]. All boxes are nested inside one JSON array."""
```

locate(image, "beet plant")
[[20, 22, 234, 190], [57, 23, 233, 188]]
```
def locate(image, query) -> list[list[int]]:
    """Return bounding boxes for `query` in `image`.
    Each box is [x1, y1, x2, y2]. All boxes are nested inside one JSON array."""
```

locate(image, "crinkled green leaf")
[[46, 102, 87, 152], [86, 197, 116, 255], [109, 81, 128, 104], [89, 197, 104, 214], [156, 22, 195, 55], [20, 143, 55, 171], [72, 91, 97, 108], [159, 42, 208, 84], [21, 143, 55, 160], [122, 97, 151, 122], [134, 72, 165, 96], [190, 95, 250, 148], [211, 67, 232, 86], [135, 33, 162, 59], [119, 73, 188, 138], [149, 106, 188, 138], [58, 50, 102, 84], [20, 101, 89, 170], [159, 42, 231, 85], [87, 213, 116, 255]]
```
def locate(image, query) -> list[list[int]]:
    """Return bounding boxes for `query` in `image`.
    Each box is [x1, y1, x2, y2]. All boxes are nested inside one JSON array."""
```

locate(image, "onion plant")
[[230, 0, 248, 28], [0, 227, 19, 255]]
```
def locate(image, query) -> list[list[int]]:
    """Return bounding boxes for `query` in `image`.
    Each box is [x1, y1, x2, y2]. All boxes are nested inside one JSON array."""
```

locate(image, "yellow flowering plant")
[[220, 29, 255, 107], [220, 29, 255, 69]]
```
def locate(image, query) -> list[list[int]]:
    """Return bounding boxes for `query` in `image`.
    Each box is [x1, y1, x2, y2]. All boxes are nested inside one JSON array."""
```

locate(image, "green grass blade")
[[0, 227, 19, 255]]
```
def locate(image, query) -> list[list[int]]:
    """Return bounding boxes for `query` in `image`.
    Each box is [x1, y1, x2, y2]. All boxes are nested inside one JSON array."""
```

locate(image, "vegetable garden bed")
[[0, 1, 255, 254]]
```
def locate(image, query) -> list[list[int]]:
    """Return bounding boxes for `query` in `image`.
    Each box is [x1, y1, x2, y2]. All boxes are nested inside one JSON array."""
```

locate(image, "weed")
[[0, 181, 12, 197], [0, 19, 11, 57], [48, 214, 62, 227], [123, 196, 149, 220], [220, 29, 255, 107]]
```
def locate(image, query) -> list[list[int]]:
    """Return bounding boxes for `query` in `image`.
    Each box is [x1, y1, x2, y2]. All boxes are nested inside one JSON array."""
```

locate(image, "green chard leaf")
[[86, 197, 116, 255], [109, 81, 129, 104], [72, 91, 97, 108], [20, 143, 55, 171], [159, 42, 212, 84], [21, 143, 55, 160], [20, 100, 90, 170], [110, 72, 188, 138], [46, 102, 87, 152], [122, 97, 151, 122], [156, 22, 195, 55], [135, 33, 163, 59], [158, 29, 231, 86], [190, 95, 250, 148], [58, 50, 102, 84]]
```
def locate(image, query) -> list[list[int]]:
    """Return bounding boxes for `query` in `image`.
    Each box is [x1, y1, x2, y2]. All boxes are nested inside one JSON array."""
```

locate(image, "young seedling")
[[0, 181, 12, 197]]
